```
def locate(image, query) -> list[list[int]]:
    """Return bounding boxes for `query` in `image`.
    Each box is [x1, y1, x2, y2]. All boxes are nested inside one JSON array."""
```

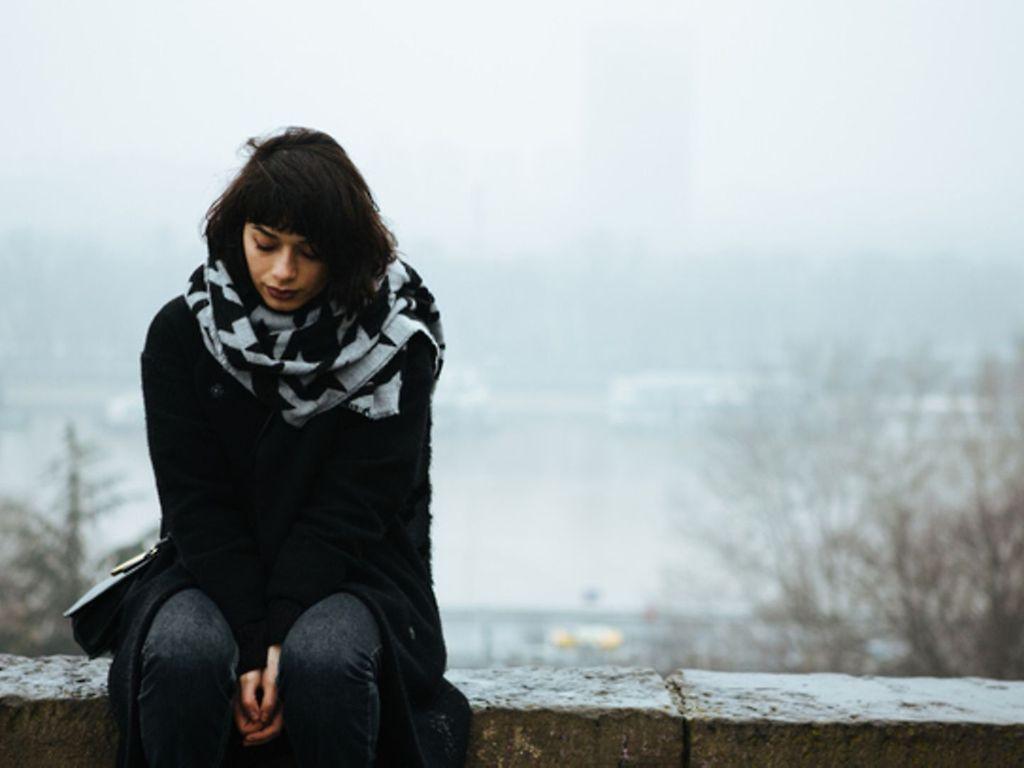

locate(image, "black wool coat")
[[106, 295, 471, 767]]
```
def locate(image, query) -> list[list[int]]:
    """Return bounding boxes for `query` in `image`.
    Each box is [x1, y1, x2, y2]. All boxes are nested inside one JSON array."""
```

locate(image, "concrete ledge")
[[2, 653, 1023, 767], [0, 654, 118, 768], [666, 668, 1024, 768], [450, 666, 683, 766]]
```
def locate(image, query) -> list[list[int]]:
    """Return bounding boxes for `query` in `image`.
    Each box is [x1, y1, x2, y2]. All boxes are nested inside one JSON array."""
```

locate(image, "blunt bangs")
[[202, 127, 397, 313]]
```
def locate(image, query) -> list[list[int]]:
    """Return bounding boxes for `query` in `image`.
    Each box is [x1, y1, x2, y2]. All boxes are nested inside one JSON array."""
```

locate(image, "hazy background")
[[2, 0, 1022, 673]]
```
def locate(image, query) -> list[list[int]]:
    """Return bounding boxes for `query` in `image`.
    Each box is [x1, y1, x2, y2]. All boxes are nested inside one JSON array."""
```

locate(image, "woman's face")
[[242, 222, 330, 311]]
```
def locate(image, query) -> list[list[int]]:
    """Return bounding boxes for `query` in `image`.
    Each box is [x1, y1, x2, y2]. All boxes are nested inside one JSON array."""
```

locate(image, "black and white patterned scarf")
[[183, 251, 445, 428]]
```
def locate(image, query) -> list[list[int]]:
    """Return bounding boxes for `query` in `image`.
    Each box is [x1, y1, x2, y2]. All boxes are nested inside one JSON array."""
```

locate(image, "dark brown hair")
[[202, 126, 397, 312]]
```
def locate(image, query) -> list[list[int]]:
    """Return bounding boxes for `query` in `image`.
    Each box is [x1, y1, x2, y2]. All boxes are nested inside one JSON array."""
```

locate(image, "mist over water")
[[2, 0, 1022, 669]]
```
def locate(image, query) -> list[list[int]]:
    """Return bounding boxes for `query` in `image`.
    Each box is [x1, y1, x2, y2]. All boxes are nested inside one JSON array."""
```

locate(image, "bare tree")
[[850, 340, 1024, 678], [0, 420, 146, 655], [689, 338, 1024, 679]]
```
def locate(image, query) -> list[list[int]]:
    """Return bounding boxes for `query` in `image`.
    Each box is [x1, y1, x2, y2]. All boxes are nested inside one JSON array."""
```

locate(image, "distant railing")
[[440, 605, 904, 674]]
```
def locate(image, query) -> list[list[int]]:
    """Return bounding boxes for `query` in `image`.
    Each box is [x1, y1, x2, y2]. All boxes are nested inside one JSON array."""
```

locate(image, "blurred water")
[[0, 387, 746, 617]]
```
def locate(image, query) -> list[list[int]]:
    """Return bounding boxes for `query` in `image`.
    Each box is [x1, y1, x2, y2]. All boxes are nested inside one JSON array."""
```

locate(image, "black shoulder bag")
[[63, 535, 171, 658]]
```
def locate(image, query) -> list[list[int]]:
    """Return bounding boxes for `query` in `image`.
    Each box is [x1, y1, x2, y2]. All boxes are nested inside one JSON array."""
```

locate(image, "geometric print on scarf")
[[183, 250, 445, 428]]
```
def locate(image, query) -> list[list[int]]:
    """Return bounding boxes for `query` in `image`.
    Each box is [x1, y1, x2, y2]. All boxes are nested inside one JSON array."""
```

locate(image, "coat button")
[[408, 625, 416, 640], [209, 383, 226, 398]]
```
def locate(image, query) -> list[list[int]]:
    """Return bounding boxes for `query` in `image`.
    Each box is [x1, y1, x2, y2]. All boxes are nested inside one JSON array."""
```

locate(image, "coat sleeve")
[[140, 307, 269, 676], [264, 331, 437, 647]]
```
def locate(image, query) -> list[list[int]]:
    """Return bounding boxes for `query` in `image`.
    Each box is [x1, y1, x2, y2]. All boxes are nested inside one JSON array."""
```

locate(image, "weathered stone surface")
[[6, 654, 1023, 768], [0, 655, 684, 767], [666, 668, 1024, 768], [0, 653, 118, 768], [448, 665, 684, 767]]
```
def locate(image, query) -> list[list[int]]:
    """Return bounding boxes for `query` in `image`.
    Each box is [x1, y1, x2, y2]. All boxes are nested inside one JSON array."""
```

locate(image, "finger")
[[254, 693, 281, 737], [232, 691, 247, 732], [249, 715, 283, 745], [249, 705, 283, 739], [233, 689, 261, 734], [258, 672, 278, 722], [243, 707, 284, 746], [239, 673, 262, 722], [235, 704, 262, 733]]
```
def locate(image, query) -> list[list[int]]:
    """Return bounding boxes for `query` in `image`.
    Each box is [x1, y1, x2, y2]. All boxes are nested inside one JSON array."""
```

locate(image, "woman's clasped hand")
[[233, 643, 284, 747]]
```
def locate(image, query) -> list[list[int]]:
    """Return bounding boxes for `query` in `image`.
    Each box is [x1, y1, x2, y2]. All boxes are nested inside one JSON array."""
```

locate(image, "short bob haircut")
[[202, 126, 397, 313]]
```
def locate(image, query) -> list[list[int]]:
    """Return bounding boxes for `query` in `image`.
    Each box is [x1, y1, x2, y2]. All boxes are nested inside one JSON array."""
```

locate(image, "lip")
[[266, 286, 297, 300]]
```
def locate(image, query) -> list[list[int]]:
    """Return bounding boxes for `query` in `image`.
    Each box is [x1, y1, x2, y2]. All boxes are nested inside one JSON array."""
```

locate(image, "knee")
[[279, 593, 382, 689], [142, 588, 238, 681]]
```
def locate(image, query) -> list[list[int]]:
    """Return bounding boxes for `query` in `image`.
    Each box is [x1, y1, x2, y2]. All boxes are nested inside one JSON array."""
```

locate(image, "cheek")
[[242, 242, 258, 269], [244, 253, 263, 281], [309, 264, 330, 289]]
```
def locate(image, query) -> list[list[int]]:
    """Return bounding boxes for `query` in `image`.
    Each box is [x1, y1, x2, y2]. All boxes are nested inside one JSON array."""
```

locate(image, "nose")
[[270, 250, 299, 283]]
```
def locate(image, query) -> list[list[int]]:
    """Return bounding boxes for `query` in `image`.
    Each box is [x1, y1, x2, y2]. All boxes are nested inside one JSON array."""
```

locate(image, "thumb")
[[260, 667, 278, 721]]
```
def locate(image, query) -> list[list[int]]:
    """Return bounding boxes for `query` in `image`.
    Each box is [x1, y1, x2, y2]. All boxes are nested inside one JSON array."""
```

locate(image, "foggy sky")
[[2, 0, 1022, 260]]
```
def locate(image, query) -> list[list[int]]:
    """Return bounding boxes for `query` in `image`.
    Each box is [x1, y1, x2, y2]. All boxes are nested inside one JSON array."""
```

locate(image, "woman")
[[106, 126, 472, 767]]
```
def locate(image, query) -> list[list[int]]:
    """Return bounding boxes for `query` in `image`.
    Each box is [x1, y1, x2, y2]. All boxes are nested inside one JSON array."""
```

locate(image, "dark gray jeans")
[[138, 587, 383, 767]]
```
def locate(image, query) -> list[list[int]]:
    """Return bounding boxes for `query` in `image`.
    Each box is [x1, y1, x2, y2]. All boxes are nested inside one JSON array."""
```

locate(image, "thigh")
[[137, 588, 238, 767], [278, 592, 383, 690], [142, 587, 238, 675]]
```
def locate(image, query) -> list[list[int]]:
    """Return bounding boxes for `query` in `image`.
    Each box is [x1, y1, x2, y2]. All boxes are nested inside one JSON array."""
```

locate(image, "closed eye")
[[255, 241, 318, 260]]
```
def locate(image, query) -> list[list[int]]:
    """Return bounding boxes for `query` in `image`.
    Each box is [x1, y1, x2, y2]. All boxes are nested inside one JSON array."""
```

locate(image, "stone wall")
[[1, 654, 1022, 766]]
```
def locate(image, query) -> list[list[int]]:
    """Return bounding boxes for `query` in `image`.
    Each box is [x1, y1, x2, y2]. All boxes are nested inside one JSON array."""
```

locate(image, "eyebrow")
[[253, 224, 308, 243]]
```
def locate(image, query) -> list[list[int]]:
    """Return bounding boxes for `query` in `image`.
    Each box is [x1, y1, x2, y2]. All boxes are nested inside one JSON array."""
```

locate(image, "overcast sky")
[[3, 0, 1022, 261]]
